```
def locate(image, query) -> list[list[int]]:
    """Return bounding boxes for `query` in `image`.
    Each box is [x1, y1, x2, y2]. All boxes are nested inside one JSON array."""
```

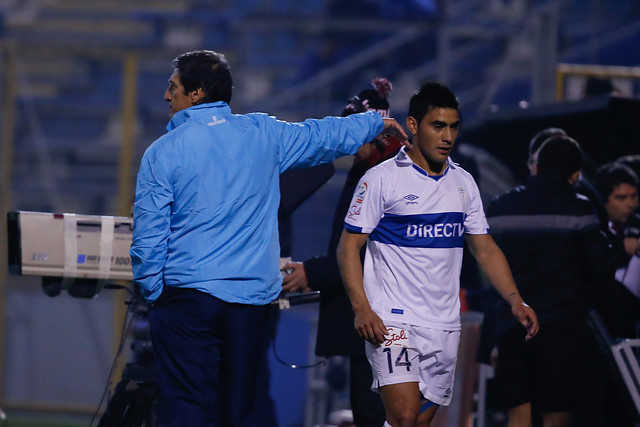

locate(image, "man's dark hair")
[[535, 135, 583, 180], [616, 154, 640, 179], [173, 50, 233, 104], [528, 127, 566, 162], [593, 162, 639, 200], [408, 82, 459, 124]]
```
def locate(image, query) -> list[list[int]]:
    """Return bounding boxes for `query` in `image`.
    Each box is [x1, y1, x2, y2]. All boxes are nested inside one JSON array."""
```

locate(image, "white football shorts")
[[365, 322, 460, 406]]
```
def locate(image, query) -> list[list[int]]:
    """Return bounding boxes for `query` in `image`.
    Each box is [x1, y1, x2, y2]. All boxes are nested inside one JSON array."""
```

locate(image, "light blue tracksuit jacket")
[[130, 101, 383, 304]]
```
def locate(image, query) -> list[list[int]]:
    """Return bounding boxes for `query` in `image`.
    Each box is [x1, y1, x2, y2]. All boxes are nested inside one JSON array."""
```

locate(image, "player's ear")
[[406, 116, 418, 136]]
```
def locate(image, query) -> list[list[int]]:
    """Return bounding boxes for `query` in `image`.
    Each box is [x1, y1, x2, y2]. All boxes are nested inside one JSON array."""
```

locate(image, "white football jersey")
[[344, 147, 489, 330]]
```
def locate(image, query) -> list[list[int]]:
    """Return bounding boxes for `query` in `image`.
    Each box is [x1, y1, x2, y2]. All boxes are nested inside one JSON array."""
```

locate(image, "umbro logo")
[[404, 194, 419, 202]]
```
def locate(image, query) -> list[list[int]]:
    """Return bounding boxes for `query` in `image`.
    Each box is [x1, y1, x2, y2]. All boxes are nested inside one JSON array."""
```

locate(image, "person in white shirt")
[[337, 82, 538, 427]]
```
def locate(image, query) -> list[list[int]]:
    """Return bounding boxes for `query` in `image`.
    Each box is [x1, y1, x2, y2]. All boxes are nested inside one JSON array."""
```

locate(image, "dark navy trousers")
[[148, 286, 277, 426]]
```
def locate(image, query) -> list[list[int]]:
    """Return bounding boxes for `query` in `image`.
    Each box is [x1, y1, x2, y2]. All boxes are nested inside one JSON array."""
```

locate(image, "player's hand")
[[354, 308, 388, 345], [511, 300, 539, 340], [381, 118, 410, 148], [281, 262, 311, 293]]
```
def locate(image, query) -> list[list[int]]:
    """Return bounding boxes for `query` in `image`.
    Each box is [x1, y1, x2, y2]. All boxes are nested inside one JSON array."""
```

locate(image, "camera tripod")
[[98, 299, 160, 427], [96, 290, 321, 426]]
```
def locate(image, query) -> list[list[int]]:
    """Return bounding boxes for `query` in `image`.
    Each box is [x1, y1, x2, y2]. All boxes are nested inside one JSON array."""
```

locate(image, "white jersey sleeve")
[[461, 173, 490, 235], [344, 168, 386, 234]]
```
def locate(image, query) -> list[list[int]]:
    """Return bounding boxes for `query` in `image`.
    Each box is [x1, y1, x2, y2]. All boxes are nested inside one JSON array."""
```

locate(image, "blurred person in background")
[[615, 155, 640, 279], [587, 160, 640, 427], [594, 162, 639, 279], [482, 136, 613, 427]]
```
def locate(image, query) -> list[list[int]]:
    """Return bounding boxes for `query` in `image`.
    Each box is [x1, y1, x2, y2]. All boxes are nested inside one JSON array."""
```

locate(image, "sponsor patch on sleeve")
[[355, 181, 368, 204], [347, 205, 361, 220]]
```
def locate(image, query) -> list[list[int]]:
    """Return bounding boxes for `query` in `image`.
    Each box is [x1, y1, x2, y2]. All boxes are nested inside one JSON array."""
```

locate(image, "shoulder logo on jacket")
[[207, 116, 227, 126]]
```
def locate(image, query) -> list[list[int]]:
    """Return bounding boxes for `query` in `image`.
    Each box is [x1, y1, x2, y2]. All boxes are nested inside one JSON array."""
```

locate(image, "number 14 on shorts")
[[383, 327, 411, 373]]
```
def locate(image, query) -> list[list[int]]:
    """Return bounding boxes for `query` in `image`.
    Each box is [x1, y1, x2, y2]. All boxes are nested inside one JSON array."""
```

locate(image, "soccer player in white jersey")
[[337, 82, 539, 427]]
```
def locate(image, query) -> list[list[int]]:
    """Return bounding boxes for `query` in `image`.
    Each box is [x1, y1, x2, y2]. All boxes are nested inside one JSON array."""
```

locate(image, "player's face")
[[164, 71, 197, 117], [407, 107, 460, 174], [606, 183, 638, 225]]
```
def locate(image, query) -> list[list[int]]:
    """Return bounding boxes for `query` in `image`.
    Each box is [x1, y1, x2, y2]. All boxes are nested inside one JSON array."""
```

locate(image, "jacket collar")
[[166, 101, 230, 131]]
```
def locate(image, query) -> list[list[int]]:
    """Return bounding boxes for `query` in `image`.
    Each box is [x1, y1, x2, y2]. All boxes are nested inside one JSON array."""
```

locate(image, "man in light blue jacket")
[[130, 50, 407, 426]]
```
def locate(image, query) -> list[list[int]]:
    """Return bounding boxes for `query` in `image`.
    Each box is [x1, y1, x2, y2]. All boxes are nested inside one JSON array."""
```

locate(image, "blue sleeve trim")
[[344, 223, 364, 233]]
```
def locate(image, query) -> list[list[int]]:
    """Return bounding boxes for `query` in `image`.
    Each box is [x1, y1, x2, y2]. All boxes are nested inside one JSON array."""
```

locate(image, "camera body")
[[8, 210, 133, 280]]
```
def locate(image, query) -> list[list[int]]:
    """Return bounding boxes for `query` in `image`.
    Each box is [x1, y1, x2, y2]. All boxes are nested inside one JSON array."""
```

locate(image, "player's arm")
[[465, 233, 539, 340], [337, 229, 387, 344]]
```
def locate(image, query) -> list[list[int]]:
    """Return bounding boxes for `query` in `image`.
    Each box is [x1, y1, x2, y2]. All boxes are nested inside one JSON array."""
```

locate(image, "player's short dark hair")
[[594, 162, 639, 200], [536, 135, 583, 180], [173, 50, 233, 104], [408, 82, 459, 125]]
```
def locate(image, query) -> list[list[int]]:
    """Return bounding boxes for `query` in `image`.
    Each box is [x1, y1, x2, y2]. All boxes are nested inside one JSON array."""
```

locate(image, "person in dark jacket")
[[591, 161, 640, 340], [480, 135, 614, 427], [594, 161, 639, 270], [588, 161, 640, 427], [281, 78, 400, 427]]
